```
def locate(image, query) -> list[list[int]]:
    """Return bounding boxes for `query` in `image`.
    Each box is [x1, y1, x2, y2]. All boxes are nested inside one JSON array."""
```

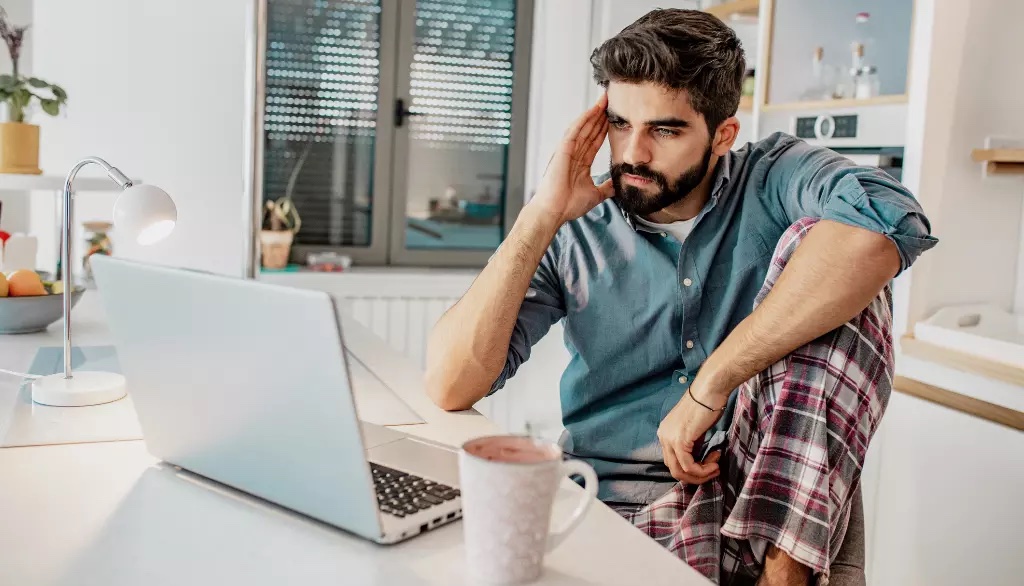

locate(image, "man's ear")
[[712, 116, 740, 156]]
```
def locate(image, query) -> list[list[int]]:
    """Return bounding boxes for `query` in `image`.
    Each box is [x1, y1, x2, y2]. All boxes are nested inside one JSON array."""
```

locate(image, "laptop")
[[89, 255, 462, 544]]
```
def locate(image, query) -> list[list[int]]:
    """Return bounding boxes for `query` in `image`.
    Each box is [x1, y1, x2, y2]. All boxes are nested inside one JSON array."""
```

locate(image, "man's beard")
[[610, 145, 713, 218]]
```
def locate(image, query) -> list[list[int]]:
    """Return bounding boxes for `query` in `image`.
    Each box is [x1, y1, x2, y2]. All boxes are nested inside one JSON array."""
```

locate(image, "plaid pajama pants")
[[611, 218, 894, 585]]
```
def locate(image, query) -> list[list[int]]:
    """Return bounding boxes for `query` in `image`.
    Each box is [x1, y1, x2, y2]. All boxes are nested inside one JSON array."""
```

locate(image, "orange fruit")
[[7, 269, 46, 297], [0, 272, 7, 297]]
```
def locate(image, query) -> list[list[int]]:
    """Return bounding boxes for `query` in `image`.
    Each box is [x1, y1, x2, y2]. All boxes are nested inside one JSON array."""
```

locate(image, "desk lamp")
[[31, 156, 176, 407]]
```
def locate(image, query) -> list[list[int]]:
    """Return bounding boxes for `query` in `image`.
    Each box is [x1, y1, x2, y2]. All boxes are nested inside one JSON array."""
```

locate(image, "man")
[[425, 9, 936, 586]]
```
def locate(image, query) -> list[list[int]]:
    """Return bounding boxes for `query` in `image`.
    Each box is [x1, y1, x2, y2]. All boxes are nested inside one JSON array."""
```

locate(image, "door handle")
[[394, 98, 423, 127]]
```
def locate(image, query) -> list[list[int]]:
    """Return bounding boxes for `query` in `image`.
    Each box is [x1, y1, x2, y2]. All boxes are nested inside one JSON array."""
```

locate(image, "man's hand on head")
[[527, 92, 614, 227]]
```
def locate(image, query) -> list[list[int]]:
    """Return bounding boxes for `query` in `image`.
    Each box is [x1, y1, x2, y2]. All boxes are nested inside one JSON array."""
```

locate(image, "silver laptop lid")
[[90, 255, 382, 540]]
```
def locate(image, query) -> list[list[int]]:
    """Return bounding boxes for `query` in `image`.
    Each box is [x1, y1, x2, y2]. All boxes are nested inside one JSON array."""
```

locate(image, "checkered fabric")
[[611, 218, 894, 585]]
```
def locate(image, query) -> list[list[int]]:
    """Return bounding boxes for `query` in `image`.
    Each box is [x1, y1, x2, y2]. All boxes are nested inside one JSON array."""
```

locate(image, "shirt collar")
[[710, 149, 733, 199], [618, 151, 735, 230]]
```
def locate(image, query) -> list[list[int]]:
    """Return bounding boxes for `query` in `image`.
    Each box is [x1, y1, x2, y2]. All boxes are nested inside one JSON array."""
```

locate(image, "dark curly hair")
[[590, 9, 746, 135]]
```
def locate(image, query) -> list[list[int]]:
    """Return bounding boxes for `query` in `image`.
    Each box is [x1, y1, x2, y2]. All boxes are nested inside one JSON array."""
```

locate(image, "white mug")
[[459, 435, 599, 585]]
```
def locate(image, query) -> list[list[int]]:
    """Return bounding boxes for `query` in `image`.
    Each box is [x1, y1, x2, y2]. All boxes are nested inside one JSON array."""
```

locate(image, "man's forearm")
[[424, 203, 562, 411], [696, 220, 900, 401]]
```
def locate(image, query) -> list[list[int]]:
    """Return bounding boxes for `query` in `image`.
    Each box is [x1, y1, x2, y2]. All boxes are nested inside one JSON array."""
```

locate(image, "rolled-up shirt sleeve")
[[487, 238, 567, 395], [766, 136, 938, 274]]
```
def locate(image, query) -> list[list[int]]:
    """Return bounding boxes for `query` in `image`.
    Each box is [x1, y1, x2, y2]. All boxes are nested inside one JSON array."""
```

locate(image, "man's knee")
[[757, 546, 812, 586]]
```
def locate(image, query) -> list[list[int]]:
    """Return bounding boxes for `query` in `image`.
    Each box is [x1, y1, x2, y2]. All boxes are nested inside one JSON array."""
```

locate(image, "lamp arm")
[[60, 156, 133, 379]]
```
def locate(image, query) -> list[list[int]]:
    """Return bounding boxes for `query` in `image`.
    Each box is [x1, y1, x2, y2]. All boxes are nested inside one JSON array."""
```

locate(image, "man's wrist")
[[521, 197, 566, 236], [491, 198, 563, 268], [692, 358, 737, 402]]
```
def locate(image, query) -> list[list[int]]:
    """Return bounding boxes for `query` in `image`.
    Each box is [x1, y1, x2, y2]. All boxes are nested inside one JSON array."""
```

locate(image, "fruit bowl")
[[0, 287, 85, 334]]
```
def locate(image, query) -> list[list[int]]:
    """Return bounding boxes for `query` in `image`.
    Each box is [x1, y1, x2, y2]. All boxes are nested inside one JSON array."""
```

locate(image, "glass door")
[[262, 0, 399, 265], [388, 0, 532, 266]]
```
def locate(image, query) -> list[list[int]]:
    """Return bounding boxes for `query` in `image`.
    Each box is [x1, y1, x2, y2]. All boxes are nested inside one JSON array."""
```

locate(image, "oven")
[[791, 112, 905, 181]]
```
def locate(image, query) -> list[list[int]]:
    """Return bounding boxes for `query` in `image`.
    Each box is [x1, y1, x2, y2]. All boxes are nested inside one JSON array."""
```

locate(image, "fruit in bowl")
[[4, 269, 47, 296], [0, 269, 84, 334]]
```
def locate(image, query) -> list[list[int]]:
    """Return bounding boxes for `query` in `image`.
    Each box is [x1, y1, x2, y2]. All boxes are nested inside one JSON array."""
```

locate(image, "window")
[[258, 0, 533, 267]]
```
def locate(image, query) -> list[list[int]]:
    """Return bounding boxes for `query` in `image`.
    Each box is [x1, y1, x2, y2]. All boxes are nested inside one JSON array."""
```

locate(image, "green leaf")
[[51, 85, 67, 101], [13, 87, 30, 108], [0, 75, 14, 89], [27, 77, 47, 89], [40, 98, 59, 116]]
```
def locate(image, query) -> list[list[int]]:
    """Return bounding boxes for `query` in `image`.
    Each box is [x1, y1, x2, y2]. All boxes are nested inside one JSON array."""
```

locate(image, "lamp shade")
[[112, 184, 177, 245]]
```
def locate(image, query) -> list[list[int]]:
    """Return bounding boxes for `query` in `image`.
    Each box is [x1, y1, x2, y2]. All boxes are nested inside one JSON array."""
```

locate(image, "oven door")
[[829, 147, 904, 182]]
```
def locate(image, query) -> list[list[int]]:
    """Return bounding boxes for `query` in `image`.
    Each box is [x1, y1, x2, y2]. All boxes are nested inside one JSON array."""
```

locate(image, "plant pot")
[[0, 122, 42, 175], [259, 230, 294, 269]]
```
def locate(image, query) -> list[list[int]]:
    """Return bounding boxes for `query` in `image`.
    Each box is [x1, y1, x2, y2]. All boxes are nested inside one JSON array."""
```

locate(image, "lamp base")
[[32, 371, 127, 407]]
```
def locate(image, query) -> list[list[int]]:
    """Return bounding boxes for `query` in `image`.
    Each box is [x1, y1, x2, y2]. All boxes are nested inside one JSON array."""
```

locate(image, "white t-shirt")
[[633, 215, 698, 243]]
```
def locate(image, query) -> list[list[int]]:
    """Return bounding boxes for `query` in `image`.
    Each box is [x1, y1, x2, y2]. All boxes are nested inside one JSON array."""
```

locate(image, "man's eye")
[[610, 120, 629, 129], [656, 128, 679, 137]]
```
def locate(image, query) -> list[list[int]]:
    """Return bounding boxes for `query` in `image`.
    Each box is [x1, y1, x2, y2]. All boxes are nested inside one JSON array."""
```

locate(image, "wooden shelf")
[[900, 334, 1024, 388], [761, 94, 907, 112], [738, 95, 754, 112], [704, 0, 759, 20], [971, 149, 1024, 175], [894, 376, 1024, 432]]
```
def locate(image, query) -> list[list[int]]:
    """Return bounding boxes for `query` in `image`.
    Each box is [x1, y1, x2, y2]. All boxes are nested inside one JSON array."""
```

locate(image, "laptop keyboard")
[[370, 463, 460, 518]]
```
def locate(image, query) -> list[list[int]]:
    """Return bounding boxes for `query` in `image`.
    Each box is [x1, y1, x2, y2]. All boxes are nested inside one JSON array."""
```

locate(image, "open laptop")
[[89, 255, 462, 544]]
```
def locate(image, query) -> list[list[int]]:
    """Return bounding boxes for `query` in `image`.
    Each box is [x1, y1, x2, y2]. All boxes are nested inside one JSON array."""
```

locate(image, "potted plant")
[[0, 7, 67, 175], [260, 197, 302, 269], [259, 141, 309, 269]]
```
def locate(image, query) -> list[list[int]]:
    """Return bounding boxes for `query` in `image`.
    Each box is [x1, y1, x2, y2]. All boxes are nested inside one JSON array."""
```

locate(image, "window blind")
[[263, 0, 382, 248], [408, 0, 517, 149]]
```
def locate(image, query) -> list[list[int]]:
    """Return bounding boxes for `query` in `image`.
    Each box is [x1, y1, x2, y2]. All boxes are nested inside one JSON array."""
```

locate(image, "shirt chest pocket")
[[705, 230, 774, 292]]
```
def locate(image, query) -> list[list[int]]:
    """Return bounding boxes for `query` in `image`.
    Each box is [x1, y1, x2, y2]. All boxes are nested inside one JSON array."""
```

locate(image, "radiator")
[[345, 296, 459, 369], [341, 295, 508, 428]]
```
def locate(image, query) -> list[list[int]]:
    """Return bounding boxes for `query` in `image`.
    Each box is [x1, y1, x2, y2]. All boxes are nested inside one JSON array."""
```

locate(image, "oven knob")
[[814, 115, 836, 140]]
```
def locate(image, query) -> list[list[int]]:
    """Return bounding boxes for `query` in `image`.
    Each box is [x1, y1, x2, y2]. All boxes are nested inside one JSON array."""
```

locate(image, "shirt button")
[[683, 278, 693, 287], [686, 340, 694, 349], [678, 375, 688, 384], [660, 232, 668, 238]]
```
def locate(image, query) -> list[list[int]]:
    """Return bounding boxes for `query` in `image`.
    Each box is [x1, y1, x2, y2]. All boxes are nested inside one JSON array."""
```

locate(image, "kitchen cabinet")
[[762, 0, 914, 109], [698, 1, 917, 147], [862, 391, 1024, 585]]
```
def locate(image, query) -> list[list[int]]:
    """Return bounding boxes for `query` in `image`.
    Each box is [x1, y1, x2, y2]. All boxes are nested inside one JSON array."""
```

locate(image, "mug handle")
[[545, 459, 599, 553]]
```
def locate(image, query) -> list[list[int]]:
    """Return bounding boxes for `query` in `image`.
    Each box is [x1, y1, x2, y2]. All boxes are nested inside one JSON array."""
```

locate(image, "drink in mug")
[[459, 435, 598, 584]]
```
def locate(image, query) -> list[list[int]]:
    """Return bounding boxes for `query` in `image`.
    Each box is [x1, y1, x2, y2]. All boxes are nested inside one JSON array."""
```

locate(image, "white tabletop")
[[0, 294, 708, 585]]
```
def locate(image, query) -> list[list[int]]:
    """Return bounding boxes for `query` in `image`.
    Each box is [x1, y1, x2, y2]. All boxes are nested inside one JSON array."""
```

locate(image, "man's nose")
[[622, 132, 652, 167]]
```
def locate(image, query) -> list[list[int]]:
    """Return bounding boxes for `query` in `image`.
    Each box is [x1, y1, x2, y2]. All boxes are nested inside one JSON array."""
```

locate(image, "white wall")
[[730, 17, 757, 147], [1017, 203, 1024, 314], [31, 0, 251, 277], [0, 0, 32, 79], [0, 0, 34, 238], [899, 0, 1024, 325], [523, 0, 597, 199]]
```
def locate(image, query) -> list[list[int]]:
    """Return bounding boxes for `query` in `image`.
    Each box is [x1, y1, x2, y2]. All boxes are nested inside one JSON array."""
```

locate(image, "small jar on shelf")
[[853, 65, 880, 99], [82, 221, 113, 287]]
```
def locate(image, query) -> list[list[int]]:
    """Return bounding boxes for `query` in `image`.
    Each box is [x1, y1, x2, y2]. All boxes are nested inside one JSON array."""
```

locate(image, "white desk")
[[0, 295, 709, 585]]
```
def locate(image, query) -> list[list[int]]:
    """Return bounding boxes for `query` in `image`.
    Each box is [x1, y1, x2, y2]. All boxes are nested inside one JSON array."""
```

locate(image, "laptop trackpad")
[[368, 438, 461, 488]]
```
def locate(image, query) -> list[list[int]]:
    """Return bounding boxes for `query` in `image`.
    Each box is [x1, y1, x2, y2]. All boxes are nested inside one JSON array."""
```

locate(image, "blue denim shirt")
[[490, 132, 937, 504]]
